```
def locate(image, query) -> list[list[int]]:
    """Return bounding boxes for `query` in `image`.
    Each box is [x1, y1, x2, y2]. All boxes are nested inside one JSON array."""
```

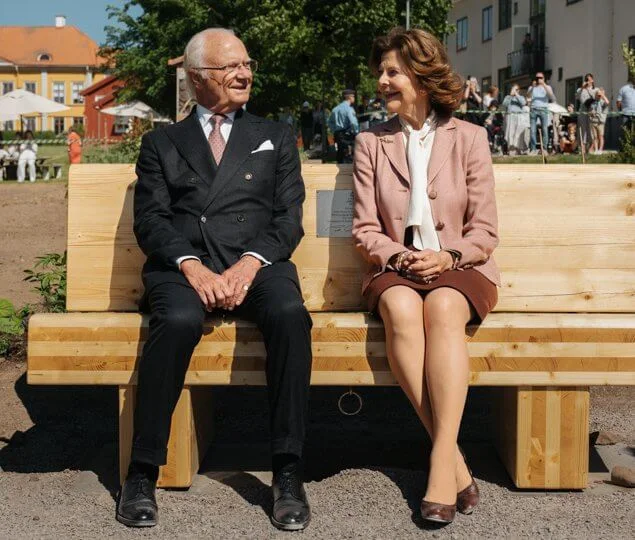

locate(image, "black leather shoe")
[[271, 465, 311, 531], [116, 472, 158, 528]]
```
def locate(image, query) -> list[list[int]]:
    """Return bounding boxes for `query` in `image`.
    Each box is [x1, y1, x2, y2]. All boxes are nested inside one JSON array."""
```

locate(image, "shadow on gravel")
[[0, 373, 120, 496]]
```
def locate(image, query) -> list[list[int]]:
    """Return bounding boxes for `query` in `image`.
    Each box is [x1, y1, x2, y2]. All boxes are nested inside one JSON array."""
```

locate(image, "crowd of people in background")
[[0, 130, 38, 182], [287, 70, 634, 163]]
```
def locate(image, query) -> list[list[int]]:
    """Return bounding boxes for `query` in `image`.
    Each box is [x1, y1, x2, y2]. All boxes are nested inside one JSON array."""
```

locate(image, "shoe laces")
[[276, 470, 303, 500]]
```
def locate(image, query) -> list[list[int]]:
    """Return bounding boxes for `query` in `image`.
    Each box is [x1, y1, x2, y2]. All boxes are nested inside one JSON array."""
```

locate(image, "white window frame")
[[456, 17, 468, 51], [53, 82, 65, 104]]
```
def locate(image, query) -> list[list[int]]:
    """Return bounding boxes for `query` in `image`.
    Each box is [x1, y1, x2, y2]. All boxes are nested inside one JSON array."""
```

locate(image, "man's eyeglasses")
[[191, 60, 258, 74]]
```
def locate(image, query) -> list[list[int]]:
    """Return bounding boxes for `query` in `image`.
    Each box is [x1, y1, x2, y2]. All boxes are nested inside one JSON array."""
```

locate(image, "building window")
[[71, 82, 84, 104], [53, 82, 65, 104], [24, 82, 37, 94], [565, 76, 583, 108], [456, 17, 468, 51], [566, 0, 583, 5], [558, 67, 563, 81], [499, 0, 512, 30], [629, 35, 635, 50], [24, 117, 36, 132], [531, 0, 546, 16], [4, 121, 14, 131], [513, 2, 518, 15], [498, 67, 511, 96], [37, 53, 51, 61], [54, 117, 66, 134], [2, 82, 13, 95], [482, 6, 493, 42], [73, 117, 84, 127]]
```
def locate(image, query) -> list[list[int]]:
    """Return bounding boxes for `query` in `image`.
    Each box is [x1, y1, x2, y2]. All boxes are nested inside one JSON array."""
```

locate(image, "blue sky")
[[1, 0, 142, 45]]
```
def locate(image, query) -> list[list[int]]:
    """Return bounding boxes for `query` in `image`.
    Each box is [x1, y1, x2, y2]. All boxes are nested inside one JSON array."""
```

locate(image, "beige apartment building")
[[446, 0, 635, 107]]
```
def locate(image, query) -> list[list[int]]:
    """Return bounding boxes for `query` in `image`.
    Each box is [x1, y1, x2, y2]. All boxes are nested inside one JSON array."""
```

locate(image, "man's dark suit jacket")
[[133, 108, 305, 297]]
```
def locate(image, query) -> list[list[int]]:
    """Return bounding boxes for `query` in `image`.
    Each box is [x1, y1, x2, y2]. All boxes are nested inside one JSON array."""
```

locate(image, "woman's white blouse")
[[400, 113, 441, 252]]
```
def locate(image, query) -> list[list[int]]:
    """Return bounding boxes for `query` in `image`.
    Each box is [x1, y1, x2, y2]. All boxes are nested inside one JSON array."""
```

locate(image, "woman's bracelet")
[[395, 250, 410, 272]]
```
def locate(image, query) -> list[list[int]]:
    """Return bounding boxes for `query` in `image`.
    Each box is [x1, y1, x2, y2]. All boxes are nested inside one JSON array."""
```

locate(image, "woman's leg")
[[421, 287, 472, 505], [378, 285, 472, 494]]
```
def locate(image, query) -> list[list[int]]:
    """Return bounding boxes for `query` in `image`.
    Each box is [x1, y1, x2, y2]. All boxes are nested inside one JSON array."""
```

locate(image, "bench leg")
[[493, 386, 589, 489], [119, 385, 214, 488]]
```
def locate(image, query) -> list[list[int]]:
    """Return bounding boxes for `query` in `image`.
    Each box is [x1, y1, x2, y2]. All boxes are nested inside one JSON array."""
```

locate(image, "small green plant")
[[0, 299, 31, 357], [611, 125, 635, 164], [23, 252, 67, 313]]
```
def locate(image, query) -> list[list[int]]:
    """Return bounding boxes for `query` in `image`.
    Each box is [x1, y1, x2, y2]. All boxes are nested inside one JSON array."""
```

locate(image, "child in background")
[[559, 122, 579, 154], [589, 87, 610, 154]]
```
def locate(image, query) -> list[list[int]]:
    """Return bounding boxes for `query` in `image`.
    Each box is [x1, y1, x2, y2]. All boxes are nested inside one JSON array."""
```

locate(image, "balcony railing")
[[507, 47, 547, 78]]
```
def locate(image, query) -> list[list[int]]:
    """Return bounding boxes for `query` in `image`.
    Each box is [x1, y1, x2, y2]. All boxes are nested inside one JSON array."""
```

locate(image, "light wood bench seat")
[[27, 163, 635, 490]]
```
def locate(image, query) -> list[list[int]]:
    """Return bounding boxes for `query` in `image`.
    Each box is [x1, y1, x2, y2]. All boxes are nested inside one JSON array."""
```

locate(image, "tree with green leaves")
[[102, 0, 453, 117]]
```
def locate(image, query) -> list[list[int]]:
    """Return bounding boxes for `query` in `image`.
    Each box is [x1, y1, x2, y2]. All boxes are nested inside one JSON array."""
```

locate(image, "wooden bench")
[[27, 163, 635, 490]]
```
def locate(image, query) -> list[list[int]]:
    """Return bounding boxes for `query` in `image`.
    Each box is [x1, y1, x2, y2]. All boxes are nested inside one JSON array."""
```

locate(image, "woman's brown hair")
[[370, 27, 463, 118]]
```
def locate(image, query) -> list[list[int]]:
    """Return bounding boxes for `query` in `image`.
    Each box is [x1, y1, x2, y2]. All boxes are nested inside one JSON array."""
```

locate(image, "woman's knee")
[[378, 287, 424, 329], [423, 289, 470, 331]]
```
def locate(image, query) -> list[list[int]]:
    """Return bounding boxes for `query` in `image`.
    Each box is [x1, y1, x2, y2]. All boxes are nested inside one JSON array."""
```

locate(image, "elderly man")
[[117, 28, 312, 531]]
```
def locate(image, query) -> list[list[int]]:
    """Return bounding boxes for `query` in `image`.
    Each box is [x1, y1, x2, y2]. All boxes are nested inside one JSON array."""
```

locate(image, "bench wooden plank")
[[27, 312, 635, 387], [66, 164, 635, 313]]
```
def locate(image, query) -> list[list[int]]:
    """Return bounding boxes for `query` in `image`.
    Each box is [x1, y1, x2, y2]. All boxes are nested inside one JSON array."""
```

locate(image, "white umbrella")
[[101, 100, 170, 122], [0, 88, 69, 115], [547, 103, 569, 114]]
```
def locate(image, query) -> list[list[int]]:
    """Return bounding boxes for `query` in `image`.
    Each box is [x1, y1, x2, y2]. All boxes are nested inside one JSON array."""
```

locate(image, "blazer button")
[[200, 216, 207, 223], [244, 172, 253, 181], [428, 190, 437, 199], [435, 221, 445, 231], [237, 214, 246, 223]]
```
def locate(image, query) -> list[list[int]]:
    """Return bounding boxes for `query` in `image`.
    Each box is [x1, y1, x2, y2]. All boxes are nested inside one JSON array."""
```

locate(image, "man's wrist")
[[240, 254, 263, 269]]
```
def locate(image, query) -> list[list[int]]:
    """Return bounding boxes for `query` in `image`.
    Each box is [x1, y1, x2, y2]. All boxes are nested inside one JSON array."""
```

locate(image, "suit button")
[[435, 221, 445, 231], [237, 214, 246, 223], [200, 216, 207, 223], [244, 172, 253, 181], [428, 190, 437, 199]]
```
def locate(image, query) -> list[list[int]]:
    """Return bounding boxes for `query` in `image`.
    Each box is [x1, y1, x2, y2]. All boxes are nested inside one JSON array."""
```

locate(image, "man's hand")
[[221, 255, 262, 310], [181, 259, 232, 311], [402, 250, 454, 280]]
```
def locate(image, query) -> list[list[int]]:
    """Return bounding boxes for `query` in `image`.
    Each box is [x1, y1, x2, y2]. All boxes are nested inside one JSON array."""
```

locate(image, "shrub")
[[23, 252, 67, 313], [0, 299, 31, 358], [611, 125, 635, 164]]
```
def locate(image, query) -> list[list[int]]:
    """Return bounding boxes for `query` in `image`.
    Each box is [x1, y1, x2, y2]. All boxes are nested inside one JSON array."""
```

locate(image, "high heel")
[[457, 446, 480, 515], [420, 499, 456, 524]]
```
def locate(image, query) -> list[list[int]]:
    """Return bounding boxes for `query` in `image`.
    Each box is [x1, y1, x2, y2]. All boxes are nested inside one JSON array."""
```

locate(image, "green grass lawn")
[[38, 145, 70, 182]]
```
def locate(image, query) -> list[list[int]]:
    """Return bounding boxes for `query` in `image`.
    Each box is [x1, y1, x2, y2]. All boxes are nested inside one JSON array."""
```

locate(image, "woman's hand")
[[401, 250, 454, 281]]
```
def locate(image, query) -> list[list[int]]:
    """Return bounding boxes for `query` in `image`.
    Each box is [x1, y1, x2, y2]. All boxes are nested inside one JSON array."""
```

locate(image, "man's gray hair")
[[183, 28, 235, 97]]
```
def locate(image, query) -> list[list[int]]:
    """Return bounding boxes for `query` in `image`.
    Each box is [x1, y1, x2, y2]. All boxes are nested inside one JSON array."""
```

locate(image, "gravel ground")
[[0, 360, 633, 539]]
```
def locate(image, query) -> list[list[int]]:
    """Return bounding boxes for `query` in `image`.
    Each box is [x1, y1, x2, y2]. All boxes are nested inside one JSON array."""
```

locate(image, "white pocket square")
[[251, 140, 275, 153]]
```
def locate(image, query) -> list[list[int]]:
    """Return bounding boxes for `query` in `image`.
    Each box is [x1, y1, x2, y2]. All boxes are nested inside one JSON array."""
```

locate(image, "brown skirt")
[[365, 268, 498, 324]]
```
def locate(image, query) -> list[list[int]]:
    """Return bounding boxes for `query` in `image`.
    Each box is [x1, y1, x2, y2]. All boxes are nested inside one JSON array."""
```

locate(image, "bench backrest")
[[67, 163, 635, 313]]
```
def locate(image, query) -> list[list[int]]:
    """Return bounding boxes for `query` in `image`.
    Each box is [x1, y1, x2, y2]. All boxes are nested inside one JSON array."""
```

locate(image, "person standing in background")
[[616, 75, 635, 134], [526, 72, 554, 154], [17, 130, 38, 182], [67, 126, 82, 164], [327, 89, 359, 163], [299, 101, 314, 152], [462, 77, 483, 125], [588, 88, 609, 154], [576, 74, 597, 153]]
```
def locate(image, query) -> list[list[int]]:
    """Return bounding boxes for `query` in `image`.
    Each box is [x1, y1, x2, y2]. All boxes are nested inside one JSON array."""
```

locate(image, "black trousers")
[[334, 130, 354, 163], [130, 263, 313, 466]]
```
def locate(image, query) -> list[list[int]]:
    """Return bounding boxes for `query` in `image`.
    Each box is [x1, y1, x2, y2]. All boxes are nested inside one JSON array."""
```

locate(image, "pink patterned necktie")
[[208, 113, 226, 165]]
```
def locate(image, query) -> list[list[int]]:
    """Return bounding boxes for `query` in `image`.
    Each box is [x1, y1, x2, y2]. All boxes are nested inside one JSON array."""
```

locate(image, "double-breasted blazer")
[[352, 114, 500, 295], [133, 108, 305, 296]]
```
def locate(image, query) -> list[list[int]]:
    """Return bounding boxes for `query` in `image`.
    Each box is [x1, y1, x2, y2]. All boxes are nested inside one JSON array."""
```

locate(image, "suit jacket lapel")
[[203, 109, 263, 210], [166, 111, 217, 185], [428, 116, 457, 187], [379, 116, 409, 186]]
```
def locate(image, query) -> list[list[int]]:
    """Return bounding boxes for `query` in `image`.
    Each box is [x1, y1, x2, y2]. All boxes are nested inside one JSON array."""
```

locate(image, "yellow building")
[[0, 15, 107, 133]]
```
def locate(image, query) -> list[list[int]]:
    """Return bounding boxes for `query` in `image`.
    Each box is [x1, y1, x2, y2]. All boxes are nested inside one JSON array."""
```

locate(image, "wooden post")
[[119, 386, 214, 488], [493, 386, 589, 489], [538, 128, 547, 164]]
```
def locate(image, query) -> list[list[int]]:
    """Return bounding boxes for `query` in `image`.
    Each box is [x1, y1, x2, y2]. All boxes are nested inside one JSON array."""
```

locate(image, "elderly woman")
[[352, 27, 500, 525], [502, 84, 529, 154]]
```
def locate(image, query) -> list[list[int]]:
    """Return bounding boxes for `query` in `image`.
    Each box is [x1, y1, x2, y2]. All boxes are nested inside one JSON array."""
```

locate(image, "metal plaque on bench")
[[316, 189, 354, 237]]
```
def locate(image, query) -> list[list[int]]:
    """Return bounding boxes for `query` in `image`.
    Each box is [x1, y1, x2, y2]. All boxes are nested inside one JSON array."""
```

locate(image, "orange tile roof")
[[0, 26, 104, 67]]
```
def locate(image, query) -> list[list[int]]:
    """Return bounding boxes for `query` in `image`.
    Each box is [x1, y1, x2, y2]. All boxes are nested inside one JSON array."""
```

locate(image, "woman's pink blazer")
[[352, 114, 501, 295]]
